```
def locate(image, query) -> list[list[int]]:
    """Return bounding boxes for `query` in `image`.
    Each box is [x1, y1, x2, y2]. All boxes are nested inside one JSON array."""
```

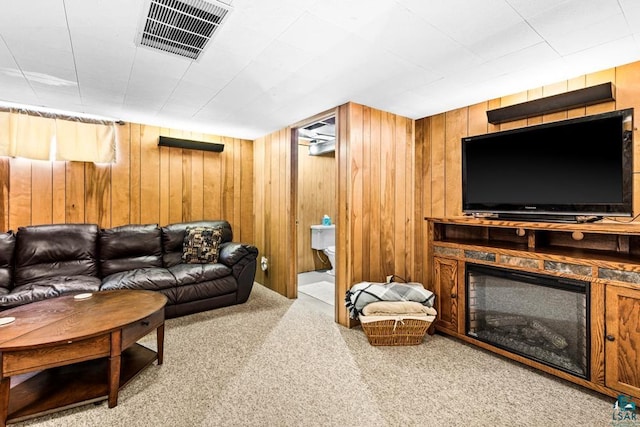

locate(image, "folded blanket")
[[359, 314, 436, 324], [362, 301, 437, 317], [345, 281, 435, 319]]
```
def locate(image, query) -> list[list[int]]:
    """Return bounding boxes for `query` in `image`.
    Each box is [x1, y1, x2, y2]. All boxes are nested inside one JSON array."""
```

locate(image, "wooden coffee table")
[[0, 290, 167, 426]]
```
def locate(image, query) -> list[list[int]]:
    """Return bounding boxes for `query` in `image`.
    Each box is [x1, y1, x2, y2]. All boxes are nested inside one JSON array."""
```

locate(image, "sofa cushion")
[[162, 220, 232, 267], [168, 263, 232, 286], [14, 224, 99, 287], [100, 224, 163, 277], [100, 267, 177, 292], [174, 276, 238, 303], [0, 231, 15, 292], [182, 226, 223, 264], [0, 276, 101, 309]]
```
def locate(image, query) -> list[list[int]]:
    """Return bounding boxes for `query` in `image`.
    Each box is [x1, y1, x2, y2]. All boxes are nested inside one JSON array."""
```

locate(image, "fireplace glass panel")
[[466, 264, 589, 379]]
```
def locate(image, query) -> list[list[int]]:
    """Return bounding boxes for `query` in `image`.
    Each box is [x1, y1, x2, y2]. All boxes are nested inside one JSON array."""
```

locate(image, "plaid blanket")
[[345, 281, 435, 319]]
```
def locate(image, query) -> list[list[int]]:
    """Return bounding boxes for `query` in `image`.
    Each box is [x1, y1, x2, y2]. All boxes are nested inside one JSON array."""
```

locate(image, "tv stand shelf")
[[426, 216, 640, 402]]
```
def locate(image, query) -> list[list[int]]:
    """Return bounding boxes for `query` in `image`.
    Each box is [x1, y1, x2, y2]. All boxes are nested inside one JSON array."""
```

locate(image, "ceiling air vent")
[[136, 0, 231, 61]]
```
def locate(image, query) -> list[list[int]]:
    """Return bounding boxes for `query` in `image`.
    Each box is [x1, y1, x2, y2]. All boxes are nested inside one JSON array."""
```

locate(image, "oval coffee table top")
[[0, 290, 167, 350]]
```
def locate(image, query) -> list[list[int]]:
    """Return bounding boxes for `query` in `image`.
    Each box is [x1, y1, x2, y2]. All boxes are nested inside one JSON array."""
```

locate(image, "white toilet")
[[311, 224, 336, 275], [323, 245, 336, 275]]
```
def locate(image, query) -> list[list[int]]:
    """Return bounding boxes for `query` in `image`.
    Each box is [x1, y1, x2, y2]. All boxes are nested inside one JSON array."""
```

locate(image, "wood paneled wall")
[[0, 123, 254, 243], [253, 128, 296, 297], [414, 61, 640, 288], [336, 102, 415, 326], [297, 143, 336, 273]]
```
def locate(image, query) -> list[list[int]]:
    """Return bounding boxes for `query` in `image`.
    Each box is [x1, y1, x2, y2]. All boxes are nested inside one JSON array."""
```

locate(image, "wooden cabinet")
[[426, 216, 640, 401], [605, 285, 640, 397], [433, 257, 459, 333]]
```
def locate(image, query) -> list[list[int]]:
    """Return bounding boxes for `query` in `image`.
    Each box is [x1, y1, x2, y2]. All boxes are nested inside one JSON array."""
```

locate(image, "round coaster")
[[74, 293, 93, 300], [0, 316, 16, 326]]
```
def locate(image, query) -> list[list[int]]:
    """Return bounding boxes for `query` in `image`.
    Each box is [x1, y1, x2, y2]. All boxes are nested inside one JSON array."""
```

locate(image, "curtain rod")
[[0, 106, 124, 125]]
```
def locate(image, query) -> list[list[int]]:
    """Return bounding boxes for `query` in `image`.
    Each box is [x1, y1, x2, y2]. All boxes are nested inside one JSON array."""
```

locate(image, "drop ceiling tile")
[[620, 0, 640, 28], [528, 0, 623, 40], [276, 12, 354, 55], [560, 35, 640, 76], [307, 0, 398, 34], [398, 0, 523, 47], [549, 13, 631, 55], [505, 0, 572, 19], [466, 21, 543, 61], [166, 81, 220, 109], [354, 7, 481, 74], [251, 39, 315, 73]]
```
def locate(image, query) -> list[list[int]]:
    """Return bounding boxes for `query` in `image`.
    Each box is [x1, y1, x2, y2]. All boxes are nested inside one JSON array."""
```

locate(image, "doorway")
[[293, 113, 337, 317]]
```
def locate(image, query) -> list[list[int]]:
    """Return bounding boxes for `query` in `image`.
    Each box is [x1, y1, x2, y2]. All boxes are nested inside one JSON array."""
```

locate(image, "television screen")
[[462, 108, 633, 220]]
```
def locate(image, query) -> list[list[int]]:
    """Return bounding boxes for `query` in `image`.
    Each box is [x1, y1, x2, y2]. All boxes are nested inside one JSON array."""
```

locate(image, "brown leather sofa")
[[0, 220, 258, 318]]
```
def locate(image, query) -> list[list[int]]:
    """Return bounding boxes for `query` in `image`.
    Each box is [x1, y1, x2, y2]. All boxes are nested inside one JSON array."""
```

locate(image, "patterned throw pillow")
[[182, 226, 223, 264]]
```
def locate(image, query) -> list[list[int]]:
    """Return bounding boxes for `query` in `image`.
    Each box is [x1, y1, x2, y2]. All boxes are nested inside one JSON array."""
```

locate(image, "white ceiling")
[[0, 0, 639, 140]]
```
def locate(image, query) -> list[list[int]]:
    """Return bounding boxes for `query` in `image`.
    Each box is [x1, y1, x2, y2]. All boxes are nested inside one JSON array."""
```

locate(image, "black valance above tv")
[[487, 83, 616, 124]]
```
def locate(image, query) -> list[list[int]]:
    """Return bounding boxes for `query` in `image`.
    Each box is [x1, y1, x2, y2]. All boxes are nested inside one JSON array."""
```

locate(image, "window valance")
[[0, 108, 116, 163]]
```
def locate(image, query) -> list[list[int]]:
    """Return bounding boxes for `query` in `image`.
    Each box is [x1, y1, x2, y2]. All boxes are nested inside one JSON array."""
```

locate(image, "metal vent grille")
[[137, 0, 231, 60]]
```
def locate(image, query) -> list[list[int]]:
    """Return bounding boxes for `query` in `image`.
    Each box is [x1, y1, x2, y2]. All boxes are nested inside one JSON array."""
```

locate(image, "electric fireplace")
[[466, 264, 589, 379]]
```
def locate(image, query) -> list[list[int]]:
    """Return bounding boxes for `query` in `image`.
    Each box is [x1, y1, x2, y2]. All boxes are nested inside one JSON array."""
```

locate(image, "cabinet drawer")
[[3, 334, 110, 376], [122, 309, 164, 350]]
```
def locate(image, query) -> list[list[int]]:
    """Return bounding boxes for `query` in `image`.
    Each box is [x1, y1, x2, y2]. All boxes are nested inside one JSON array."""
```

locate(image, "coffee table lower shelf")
[[7, 344, 157, 424]]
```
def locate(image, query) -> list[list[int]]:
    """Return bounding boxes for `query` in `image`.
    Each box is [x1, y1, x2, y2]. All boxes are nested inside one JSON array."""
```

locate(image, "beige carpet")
[[13, 284, 613, 427]]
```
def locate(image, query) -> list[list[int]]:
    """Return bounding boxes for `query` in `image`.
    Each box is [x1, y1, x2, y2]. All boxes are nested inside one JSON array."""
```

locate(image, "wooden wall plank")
[[445, 108, 466, 217], [222, 136, 234, 226], [336, 103, 350, 326], [431, 113, 446, 217], [8, 159, 31, 230], [380, 111, 396, 279], [181, 143, 193, 221], [0, 158, 8, 231], [202, 133, 223, 221], [129, 123, 142, 224], [84, 163, 111, 228], [253, 135, 266, 286], [351, 104, 364, 283], [65, 161, 85, 223], [51, 161, 65, 224], [369, 108, 382, 282], [190, 137, 204, 221], [111, 124, 130, 227], [394, 114, 407, 279], [361, 106, 371, 280], [31, 161, 52, 225], [141, 125, 161, 225], [240, 139, 254, 243]]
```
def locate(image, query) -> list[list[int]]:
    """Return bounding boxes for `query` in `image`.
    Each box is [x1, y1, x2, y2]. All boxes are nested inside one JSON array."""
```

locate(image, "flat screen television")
[[462, 108, 633, 222]]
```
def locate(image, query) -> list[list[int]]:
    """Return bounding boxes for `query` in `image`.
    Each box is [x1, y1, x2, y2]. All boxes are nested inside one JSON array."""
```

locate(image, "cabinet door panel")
[[605, 285, 640, 398], [434, 257, 458, 331]]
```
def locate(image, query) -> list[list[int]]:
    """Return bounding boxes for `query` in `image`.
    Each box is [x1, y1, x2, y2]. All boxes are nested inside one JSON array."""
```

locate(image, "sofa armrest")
[[218, 242, 258, 267], [218, 242, 258, 304]]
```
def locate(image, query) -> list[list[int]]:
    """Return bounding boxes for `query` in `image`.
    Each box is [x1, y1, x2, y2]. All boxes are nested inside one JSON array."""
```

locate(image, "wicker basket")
[[360, 317, 432, 346]]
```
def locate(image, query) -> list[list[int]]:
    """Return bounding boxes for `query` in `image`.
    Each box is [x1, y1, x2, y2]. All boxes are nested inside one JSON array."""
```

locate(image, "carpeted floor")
[[13, 284, 613, 427]]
